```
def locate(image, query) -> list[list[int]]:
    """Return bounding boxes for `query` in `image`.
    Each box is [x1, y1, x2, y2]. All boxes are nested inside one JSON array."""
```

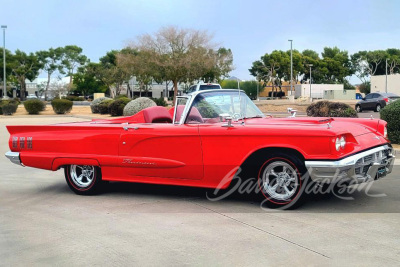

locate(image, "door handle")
[[123, 126, 140, 131]]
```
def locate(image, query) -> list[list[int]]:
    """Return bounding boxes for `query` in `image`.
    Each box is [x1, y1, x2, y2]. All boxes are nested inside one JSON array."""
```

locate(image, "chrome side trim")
[[5, 151, 23, 166]]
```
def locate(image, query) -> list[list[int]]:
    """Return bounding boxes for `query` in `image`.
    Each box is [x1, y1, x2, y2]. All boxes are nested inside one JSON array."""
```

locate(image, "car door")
[[363, 94, 374, 110], [119, 123, 203, 180]]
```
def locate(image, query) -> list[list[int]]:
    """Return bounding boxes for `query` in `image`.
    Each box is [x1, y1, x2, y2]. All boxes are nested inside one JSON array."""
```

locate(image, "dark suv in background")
[[355, 92, 400, 112]]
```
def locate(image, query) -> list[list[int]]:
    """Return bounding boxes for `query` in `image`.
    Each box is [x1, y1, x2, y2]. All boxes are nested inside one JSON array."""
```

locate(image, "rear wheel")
[[355, 105, 362, 113], [375, 104, 381, 112], [64, 165, 104, 195]]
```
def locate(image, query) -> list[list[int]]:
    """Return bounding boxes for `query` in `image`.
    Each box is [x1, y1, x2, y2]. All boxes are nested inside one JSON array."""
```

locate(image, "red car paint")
[[6, 106, 389, 190]]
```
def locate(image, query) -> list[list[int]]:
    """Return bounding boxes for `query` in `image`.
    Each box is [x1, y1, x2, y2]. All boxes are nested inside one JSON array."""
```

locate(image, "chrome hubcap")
[[262, 161, 298, 201], [70, 165, 95, 188]]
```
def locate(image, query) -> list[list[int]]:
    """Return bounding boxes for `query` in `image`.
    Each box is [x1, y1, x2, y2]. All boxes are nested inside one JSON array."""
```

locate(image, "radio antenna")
[[237, 78, 242, 121]]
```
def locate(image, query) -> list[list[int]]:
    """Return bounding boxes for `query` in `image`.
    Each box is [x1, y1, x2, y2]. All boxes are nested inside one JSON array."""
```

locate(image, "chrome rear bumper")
[[305, 145, 395, 184], [5, 151, 23, 166]]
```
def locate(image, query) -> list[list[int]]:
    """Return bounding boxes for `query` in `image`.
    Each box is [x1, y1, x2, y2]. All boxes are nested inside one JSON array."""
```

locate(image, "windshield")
[[185, 91, 264, 124], [199, 85, 221, 90]]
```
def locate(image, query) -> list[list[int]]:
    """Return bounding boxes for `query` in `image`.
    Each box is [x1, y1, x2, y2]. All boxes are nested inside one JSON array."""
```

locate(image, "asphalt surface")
[[1, 116, 399, 266]]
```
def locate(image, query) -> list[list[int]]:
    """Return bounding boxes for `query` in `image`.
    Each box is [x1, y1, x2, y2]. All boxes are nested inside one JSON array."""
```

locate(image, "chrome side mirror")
[[287, 108, 297, 118], [220, 113, 233, 127]]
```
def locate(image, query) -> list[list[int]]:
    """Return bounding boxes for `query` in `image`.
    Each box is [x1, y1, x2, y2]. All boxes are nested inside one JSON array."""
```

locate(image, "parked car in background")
[[186, 83, 222, 94], [355, 92, 400, 112], [26, 94, 38, 100]]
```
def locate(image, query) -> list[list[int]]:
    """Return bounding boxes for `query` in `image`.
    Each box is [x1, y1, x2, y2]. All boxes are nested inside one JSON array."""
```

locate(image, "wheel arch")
[[52, 158, 100, 171], [239, 146, 306, 171]]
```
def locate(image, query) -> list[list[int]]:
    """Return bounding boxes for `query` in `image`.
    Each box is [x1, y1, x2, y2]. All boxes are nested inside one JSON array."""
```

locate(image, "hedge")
[[98, 99, 114, 114], [90, 97, 111, 113], [51, 99, 73, 114], [23, 99, 46, 115], [151, 97, 168, 107], [109, 98, 132, 116], [380, 100, 400, 144], [0, 100, 19, 115], [306, 101, 358, 118]]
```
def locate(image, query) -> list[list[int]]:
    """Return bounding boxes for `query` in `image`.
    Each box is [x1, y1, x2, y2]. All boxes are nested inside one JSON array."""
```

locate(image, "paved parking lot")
[[1, 116, 399, 266]]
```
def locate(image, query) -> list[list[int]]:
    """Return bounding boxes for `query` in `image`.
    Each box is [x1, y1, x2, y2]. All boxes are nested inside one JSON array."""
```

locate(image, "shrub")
[[98, 99, 114, 114], [151, 97, 168, 107], [306, 101, 357, 118], [0, 100, 19, 115], [23, 99, 46, 115], [90, 97, 111, 113], [109, 98, 132, 116], [114, 95, 130, 100], [123, 97, 156, 116], [51, 99, 73, 114], [381, 100, 400, 144]]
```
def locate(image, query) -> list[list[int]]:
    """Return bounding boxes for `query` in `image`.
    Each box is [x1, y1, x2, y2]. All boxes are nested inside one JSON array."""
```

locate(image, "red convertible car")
[[5, 90, 396, 209]]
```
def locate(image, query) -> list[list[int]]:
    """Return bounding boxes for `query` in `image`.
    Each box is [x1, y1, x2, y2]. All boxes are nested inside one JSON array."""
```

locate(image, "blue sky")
[[2, 0, 400, 83]]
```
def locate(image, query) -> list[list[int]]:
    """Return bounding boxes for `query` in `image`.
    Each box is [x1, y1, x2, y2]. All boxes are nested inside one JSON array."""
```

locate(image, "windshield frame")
[[175, 89, 264, 125]]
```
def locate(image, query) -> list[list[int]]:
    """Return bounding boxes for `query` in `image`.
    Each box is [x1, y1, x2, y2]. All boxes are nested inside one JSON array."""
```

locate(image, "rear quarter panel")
[[7, 125, 121, 170]]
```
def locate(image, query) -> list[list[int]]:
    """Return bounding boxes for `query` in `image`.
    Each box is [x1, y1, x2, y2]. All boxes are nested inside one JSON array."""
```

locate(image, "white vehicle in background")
[[186, 83, 222, 94], [26, 94, 38, 100]]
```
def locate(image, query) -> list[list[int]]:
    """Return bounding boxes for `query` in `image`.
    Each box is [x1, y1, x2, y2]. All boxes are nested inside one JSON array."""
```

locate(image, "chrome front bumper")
[[5, 151, 23, 166], [305, 145, 395, 184]]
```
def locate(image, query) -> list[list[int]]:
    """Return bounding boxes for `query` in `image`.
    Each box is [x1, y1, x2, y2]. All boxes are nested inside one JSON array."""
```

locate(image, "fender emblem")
[[122, 159, 156, 166]]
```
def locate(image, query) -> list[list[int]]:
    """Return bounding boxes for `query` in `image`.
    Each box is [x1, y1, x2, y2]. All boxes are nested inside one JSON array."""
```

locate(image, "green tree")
[[37, 47, 64, 100], [383, 48, 400, 74], [9, 50, 42, 100], [249, 50, 288, 96], [61, 45, 88, 87], [73, 64, 107, 96], [201, 47, 234, 82], [97, 50, 130, 97]]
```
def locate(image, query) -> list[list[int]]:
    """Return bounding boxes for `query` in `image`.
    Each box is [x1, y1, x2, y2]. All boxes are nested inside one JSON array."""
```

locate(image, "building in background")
[[294, 84, 344, 99], [323, 89, 356, 100], [371, 74, 400, 95]]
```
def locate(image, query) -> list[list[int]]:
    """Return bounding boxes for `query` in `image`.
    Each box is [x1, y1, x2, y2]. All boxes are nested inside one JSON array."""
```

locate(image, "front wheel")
[[256, 153, 309, 209], [64, 165, 104, 195], [355, 105, 362, 113]]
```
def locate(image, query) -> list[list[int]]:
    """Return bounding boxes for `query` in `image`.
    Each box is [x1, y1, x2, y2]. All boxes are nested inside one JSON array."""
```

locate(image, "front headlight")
[[340, 136, 346, 149], [384, 126, 388, 138], [335, 137, 341, 151]]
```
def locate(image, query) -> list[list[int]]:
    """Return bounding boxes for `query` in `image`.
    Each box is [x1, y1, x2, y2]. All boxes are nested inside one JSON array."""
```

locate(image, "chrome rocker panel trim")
[[5, 151, 23, 166], [305, 145, 395, 184]]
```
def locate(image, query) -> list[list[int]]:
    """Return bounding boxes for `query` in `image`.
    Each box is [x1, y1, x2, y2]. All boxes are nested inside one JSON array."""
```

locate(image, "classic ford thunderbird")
[[5, 90, 395, 208]]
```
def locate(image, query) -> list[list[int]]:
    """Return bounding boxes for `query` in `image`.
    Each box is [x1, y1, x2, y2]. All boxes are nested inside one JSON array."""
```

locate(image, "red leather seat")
[[169, 105, 203, 123], [142, 106, 172, 123]]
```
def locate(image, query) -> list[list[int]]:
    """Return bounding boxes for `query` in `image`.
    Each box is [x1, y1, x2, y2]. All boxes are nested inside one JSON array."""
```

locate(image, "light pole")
[[308, 64, 313, 99], [288, 40, 293, 95], [256, 79, 259, 101], [385, 58, 388, 93], [1, 25, 6, 99]]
